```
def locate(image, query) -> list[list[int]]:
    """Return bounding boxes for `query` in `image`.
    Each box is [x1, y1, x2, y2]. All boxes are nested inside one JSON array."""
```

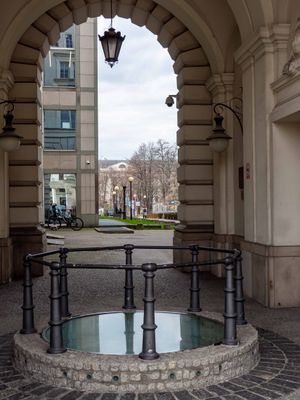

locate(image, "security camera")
[[86, 160, 91, 165], [165, 95, 175, 107]]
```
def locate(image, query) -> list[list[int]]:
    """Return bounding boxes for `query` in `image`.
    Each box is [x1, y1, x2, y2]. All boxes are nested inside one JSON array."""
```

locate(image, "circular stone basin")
[[43, 311, 224, 354], [13, 311, 259, 393]]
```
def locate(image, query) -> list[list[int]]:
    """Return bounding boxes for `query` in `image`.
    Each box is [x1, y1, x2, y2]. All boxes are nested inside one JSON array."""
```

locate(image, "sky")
[[97, 16, 177, 161]]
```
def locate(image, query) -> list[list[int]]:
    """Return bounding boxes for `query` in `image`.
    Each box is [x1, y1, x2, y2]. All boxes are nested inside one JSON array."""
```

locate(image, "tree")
[[128, 140, 178, 212], [154, 139, 177, 204]]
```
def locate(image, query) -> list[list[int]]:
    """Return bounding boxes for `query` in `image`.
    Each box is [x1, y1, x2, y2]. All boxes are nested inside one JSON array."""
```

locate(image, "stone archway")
[[7, 0, 220, 278]]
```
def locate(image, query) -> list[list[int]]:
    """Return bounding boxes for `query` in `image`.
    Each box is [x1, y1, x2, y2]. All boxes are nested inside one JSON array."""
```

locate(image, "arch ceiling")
[[0, 0, 277, 75]]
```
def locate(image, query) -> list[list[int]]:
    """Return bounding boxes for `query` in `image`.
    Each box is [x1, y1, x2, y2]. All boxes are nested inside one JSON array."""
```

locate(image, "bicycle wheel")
[[70, 217, 84, 231], [47, 216, 62, 230]]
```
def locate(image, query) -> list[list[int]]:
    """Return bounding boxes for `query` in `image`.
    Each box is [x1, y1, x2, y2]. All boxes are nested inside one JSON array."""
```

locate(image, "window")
[[61, 110, 75, 129], [66, 34, 73, 48], [44, 110, 76, 150], [60, 62, 69, 79]]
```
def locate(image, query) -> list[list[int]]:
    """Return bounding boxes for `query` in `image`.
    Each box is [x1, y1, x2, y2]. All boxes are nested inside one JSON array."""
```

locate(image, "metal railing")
[[20, 244, 247, 359]]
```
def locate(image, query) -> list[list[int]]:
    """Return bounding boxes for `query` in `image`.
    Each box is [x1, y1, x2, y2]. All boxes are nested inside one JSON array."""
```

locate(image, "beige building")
[[43, 19, 98, 227], [1, 0, 300, 308]]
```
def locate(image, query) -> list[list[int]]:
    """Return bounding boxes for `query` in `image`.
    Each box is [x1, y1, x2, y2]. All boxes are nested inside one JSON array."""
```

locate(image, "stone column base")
[[173, 224, 213, 268], [0, 237, 13, 283], [175, 230, 300, 308], [10, 226, 46, 279], [240, 240, 300, 308]]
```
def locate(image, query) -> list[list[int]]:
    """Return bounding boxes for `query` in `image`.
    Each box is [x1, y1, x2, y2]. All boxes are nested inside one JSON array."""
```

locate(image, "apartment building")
[[42, 19, 98, 226]]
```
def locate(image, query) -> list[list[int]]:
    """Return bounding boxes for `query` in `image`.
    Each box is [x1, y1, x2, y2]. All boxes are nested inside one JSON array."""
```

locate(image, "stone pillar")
[[9, 45, 46, 279], [77, 19, 98, 227], [206, 73, 244, 276], [173, 48, 214, 262], [235, 25, 297, 307]]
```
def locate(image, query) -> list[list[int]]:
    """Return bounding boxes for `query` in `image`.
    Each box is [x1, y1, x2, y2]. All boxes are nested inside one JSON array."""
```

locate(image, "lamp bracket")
[[213, 98, 243, 135]]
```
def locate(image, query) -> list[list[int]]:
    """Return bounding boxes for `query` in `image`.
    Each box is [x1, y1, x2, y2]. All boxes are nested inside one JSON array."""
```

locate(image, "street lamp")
[[112, 190, 116, 216], [143, 194, 147, 218], [98, 0, 125, 68], [122, 185, 127, 220], [114, 185, 119, 215], [0, 101, 23, 152], [206, 101, 243, 153], [128, 176, 134, 220]]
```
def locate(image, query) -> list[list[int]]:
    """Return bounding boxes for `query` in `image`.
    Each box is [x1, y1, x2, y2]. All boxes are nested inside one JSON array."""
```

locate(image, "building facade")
[[1, 0, 300, 308], [43, 20, 98, 227]]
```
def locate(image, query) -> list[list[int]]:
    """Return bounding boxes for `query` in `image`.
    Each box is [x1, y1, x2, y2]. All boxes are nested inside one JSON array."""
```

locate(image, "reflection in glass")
[[44, 173, 76, 221], [44, 312, 223, 355]]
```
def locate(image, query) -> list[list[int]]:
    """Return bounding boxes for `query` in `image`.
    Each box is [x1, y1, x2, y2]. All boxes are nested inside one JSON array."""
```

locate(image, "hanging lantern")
[[98, 27, 125, 68], [0, 105, 23, 152], [98, 0, 125, 68]]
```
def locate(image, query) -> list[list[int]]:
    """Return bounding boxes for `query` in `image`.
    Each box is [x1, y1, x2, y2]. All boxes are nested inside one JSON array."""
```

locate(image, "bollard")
[[139, 263, 159, 360], [223, 257, 238, 345], [123, 244, 136, 310], [188, 245, 201, 312], [234, 252, 247, 325], [48, 262, 66, 354], [59, 248, 71, 318], [20, 255, 37, 334]]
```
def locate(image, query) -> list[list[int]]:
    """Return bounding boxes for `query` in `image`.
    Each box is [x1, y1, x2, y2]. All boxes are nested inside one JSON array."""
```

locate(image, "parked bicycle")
[[47, 210, 84, 231]]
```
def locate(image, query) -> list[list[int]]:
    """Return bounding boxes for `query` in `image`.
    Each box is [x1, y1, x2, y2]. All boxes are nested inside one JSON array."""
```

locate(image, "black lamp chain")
[[110, 0, 113, 28]]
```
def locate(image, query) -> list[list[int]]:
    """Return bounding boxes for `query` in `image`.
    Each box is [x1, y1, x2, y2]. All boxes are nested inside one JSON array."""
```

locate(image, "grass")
[[99, 216, 175, 229]]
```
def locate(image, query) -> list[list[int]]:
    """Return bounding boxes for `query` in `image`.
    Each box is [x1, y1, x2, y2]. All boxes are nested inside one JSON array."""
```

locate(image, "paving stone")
[[80, 394, 102, 400], [155, 393, 175, 400], [249, 386, 281, 399], [206, 385, 231, 396], [45, 387, 70, 398], [137, 395, 155, 400], [19, 383, 42, 392], [221, 382, 244, 392], [60, 391, 83, 400], [236, 391, 266, 400], [262, 382, 293, 395], [241, 375, 267, 384], [1, 375, 25, 383], [30, 385, 55, 396], [230, 379, 254, 389], [5, 393, 31, 400], [102, 394, 119, 400], [270, 379, 300, 389], [173, 391, 196, 400], [190, 389, 216, 399], [222, 396, 244, 400]]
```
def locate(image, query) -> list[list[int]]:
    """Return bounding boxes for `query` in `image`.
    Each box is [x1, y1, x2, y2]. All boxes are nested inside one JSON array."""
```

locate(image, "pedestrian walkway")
[[1, 229, 300, 399]]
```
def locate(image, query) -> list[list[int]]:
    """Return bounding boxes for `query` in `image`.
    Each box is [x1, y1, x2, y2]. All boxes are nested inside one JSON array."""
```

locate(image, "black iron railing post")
[[188, 245, 201, 312], [59, 248, 71, 318], [48, 261, 66, 354], [139, 263, 159, 360], [234, 251, 247, 325], [123, 244, 136, 310], [20, 255, 37, 334], [223, 256, 238, 345]]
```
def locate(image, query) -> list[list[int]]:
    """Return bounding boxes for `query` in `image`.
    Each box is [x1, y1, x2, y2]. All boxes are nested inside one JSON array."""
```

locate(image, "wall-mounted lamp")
[[0, 101, 23, 152], [98, 0, 125, 68], [206, 100, 243, 153], [165, 94, 177, 107]]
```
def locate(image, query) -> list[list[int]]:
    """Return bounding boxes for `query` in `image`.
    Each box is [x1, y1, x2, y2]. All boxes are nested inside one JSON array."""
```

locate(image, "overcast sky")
[[97, 16, 177, 160]]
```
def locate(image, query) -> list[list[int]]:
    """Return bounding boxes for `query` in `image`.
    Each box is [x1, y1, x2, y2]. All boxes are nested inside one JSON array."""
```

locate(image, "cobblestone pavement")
[[1, 329, 300, 399], [1, 229, 300, 399]]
